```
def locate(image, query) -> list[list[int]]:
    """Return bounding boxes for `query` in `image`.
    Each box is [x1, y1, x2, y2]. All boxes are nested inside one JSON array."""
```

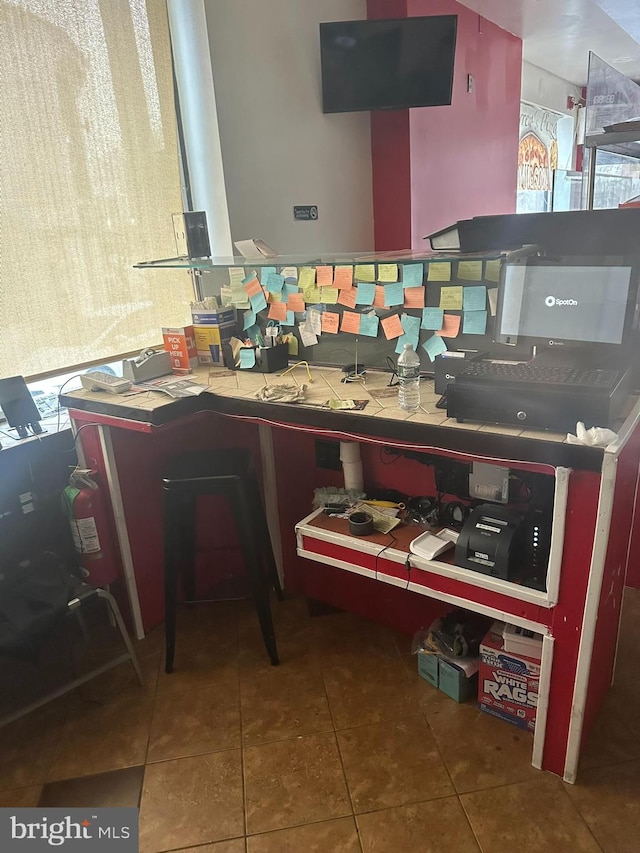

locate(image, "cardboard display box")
[[478, 621, 541, 732], [191, 308, 237, 365], [162, 325, 198, 374]]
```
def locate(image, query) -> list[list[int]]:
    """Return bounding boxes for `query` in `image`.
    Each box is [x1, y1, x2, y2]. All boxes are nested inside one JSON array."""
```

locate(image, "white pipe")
[[167, 0, 233, 256], [340, 441, 363, 491]]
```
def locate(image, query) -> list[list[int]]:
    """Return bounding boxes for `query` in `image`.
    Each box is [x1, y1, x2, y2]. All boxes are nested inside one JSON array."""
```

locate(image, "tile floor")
[[1, 588, 639, 853]]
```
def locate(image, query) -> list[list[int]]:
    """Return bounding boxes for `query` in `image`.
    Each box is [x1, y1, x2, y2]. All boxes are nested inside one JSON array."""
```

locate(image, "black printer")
[[455, 504, 526, 580]]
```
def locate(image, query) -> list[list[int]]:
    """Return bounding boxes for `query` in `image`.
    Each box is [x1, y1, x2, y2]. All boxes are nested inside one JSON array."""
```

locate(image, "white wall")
[[204, 0, 374, 255], [521, 61, 582, 116]]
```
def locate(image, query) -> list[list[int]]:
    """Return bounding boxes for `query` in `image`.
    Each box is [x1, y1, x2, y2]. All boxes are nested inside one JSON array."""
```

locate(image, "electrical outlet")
[[315, 440, 342, 471]]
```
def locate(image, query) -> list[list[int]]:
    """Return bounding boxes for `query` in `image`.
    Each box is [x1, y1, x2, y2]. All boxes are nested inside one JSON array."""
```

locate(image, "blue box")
[[417, 651, 439, 688], [438, 659, 478, 703]]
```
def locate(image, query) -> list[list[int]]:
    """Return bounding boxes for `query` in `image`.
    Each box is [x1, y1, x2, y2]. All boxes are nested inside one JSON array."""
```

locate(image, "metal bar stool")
[[162, 448, 282, 673]]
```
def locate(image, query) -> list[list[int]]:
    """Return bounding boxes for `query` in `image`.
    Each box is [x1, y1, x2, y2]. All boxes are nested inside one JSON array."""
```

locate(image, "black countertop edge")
[[61, 392, 604, 472]]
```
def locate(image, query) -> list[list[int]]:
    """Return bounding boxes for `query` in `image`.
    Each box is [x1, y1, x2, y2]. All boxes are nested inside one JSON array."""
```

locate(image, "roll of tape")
[[342, 460, 364, 491], [340, 441, 361, 464], [349, 510, 374, 536]]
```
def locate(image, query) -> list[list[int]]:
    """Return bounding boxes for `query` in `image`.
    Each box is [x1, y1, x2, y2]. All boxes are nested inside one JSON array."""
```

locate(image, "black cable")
[[374, 531, 398, 582]]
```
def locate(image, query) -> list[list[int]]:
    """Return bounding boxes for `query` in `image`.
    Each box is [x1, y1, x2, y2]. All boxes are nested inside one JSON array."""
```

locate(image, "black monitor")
[[0, 376, 42, 438], [319, 16, 457, 114], [494, 256, 639, 358]]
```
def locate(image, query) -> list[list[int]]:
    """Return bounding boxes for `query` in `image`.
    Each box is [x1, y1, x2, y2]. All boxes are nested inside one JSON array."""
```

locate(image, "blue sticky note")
[[283, 310, 295, 326], [265, 272, 285, 294], [250, 290, 267, 313], [463, 286, 487, 312], [394, 333, 412, 355], [243, 309, 256, 330], [384, 282, 404, 307], [284, 283, 299, 298], [239, 348, 256, 369], [359, 313, 380, 337], [421, 307, 444, 330], [355, 282, 375, 305], [400, 313, 420, 346], [402, 264, 424, 288], [463, 310, 488, 335], [422, 335, 448, 362], [260, 266, 276, 285]]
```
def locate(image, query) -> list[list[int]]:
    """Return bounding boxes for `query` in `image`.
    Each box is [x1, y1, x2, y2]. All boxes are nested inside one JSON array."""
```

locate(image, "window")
[[0, 0, 193, 380]]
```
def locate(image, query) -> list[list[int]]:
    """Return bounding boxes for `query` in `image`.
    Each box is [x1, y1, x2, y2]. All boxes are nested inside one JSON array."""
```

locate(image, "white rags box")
[[478, 621, 540, 733]]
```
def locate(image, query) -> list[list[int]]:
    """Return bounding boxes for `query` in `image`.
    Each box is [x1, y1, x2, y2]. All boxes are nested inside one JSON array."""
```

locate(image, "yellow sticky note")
[[229, 267, 245, 286], [378, 263, 399, 282], [458, 261, 483, 281], [427, 262, 451, 282], [439, 286, 463, 310], [485, 259, 502, 283], [298, 267, 316, 288], [354, 264, 376, 282], [321, 287, 339, 305]]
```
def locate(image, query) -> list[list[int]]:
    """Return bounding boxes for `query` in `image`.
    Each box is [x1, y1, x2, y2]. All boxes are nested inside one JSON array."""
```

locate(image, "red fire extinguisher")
[[62, 469, 120, 587]]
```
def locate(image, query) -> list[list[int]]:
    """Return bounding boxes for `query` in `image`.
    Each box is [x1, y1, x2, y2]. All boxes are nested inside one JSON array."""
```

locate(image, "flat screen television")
[[320, 16, 457, 114]]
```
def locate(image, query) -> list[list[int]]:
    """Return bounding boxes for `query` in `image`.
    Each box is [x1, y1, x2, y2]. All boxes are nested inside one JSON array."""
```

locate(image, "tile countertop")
[[61, 364, 638, 473]]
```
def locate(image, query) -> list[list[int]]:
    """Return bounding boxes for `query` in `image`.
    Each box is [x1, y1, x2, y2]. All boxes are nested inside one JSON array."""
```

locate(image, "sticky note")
[[268, 301, 287, 322], [402, 264, 424, 288], [354, 264, 376, 282], [283, 283, 299, 300], [488, 288, 499, 317], [439, 286, 463, 310], [260, 266, 276, 285], [338, 287, 357, 309], [298, 267, 316, 289], [287, 292, 305, 313], [239, 348, 256, 369], [423, 335, 448, 361], [427, 262, 451, 282], [384, 282, 404, 307], [400, 313, 420, 347], [321, 312, 340, 334], [436, 313, 461, 338], [284, 310, 295, 326], [250, 290, 267, 313], [356, 282, 375, 305], [264, 272, 284, 294], [340, 311, 361, 334], [229, 267, 245, 285], [321, 287, 338, 304], [378, 263, 398, 282], [463, 310, 487, 335], [382, 314, 404, 340], [333, 266, 354, 289], [359, 313, 380, 337], [421, 307, 444, 330], [458, 260, 483, 281], [302, 284, 322, 304], [463, 285, 486, 311], [374, 285, 386, 308], [485, 259, 502, 283], [316, 265, 334, 286], [243, 309, 256, 331], [244, 276, 262, 298], [404, 287, 425, 309]]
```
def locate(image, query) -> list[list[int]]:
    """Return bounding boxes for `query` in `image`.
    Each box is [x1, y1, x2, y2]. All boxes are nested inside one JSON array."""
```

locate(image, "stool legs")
[[249, 473, 284, 602]]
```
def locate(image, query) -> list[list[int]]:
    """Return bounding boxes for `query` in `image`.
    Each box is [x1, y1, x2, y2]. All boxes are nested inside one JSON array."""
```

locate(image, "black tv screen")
[[320, 16, 457, 114]]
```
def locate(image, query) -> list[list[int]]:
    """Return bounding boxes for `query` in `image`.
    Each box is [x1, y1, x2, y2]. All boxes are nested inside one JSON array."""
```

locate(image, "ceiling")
[[458, 0, 640, 86]]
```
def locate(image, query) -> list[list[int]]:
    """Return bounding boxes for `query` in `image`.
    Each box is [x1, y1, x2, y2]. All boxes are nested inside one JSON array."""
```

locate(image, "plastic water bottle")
[[397, 343, 421, 411]]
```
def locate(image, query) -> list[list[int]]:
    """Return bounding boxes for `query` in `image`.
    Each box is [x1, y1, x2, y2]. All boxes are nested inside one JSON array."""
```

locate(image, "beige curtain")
[[0, 0, 194, 378]]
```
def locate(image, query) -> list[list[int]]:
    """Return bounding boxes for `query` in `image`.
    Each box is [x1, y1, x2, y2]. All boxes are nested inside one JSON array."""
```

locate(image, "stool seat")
[[162, 448, 281, 674]]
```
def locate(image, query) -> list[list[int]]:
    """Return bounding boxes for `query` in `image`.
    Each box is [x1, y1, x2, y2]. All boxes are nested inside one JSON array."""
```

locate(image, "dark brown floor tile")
[[580, 692, 640, 770], [0, 699, 69, 790], [566, 759, 640, 852], [139, 750, 244, 853], [462, 775, 601, 853], [427, 703, 538, 793], [46, 694, 154, 781], [77, 651, 160, 704], [614, 587, 640, 686], [337, 715, 453, 812], [238, 625, 320, 681], [247, 817, 360, 853], [173, 842, 245, 853], [243, 732, 351, 835], [156, 647, 239, 695], [322, 658, 420, 730], [39, 766, 144, 807], [357, 797, 480, 853], [0, 786, 42, 807], [311, 611, 401, 669], [147, 685, 241, 762], [604, 681, 640, 741], [240, 670, 332, 746]]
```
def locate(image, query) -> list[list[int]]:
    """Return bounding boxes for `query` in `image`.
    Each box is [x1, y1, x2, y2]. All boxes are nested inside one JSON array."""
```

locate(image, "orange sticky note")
[[340, 311, 361, 334], [338, 287, 357, 309], [333, 266, 354, 289], [381, 314, 404, 340], [321, 311, 340, 334], [373, 285, 386, 308], [435, 313, 461, 338], [316, 265, 334, 287], [267, 301, 288, 322], [404, 288, 425, 308], [244, 277, 262, 298], [287, 292, 305, 312]]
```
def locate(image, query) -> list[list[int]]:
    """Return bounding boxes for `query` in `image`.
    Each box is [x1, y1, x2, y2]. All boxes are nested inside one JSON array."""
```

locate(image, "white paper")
[[307, 308, 322, 336], [299, 322, 318, 348]]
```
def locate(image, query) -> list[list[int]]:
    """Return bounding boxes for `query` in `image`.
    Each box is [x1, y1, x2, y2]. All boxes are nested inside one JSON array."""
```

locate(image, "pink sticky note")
[[244, 277, 262, 298], [333, 266, 354, 289], [321, 312, 340, 334], [268, 301, 288, 322], [340, 311, 361, 334], [337, 287, 357, 309], [316, 265, 334, 287], [404, 288, 425, 308], [287, 292, 305, 312], [381, 314, 404, 340], [436, 313, 461, 338], [374, 285, 386, 308]]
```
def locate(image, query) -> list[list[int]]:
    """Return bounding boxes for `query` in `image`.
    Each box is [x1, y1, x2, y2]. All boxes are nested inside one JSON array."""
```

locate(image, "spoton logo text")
[[544, 295, 578, 307]]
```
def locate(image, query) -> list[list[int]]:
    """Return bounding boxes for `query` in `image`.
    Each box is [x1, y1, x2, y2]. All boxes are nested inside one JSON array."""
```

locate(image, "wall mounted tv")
[[320, 15, 457, 114]]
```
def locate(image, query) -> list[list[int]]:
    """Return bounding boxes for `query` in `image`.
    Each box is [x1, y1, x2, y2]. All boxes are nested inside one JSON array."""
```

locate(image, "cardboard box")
[[438, 659, 478, 703], [417, 651, 439, 688], [191, 309, 236, 365], [162, 326, 198, 374], [478, 621, 540, 732]]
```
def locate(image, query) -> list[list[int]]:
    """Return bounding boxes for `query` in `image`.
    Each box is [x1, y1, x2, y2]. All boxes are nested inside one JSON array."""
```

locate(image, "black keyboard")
[[458, 361, 620, 388]]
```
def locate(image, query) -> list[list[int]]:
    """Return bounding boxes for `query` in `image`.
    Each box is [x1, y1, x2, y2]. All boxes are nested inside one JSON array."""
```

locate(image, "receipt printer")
[[455, 504, 525, 580]]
